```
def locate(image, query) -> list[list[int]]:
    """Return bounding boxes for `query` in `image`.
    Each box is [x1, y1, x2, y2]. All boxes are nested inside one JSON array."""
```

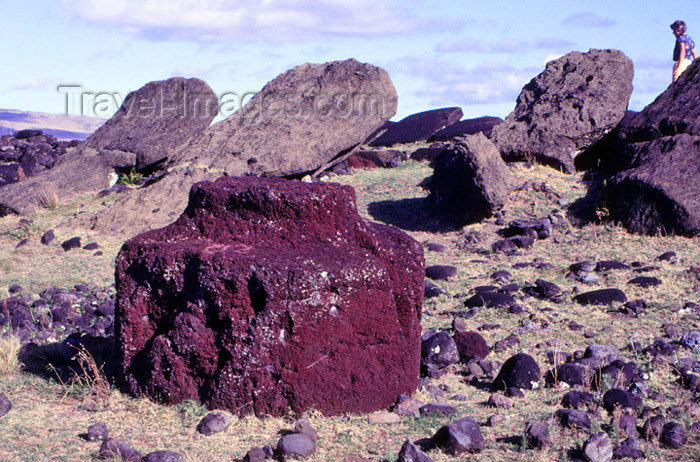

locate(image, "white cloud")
[[562, 12, 616, 28], [60, 0, 427, 42], [435, 37, 575, 54], [11, 77, 57, 91], [397, 57, 538, 106]]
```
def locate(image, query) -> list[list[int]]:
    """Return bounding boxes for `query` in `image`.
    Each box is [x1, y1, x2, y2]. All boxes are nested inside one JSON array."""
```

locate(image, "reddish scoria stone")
[[115, 176, 425, 417]]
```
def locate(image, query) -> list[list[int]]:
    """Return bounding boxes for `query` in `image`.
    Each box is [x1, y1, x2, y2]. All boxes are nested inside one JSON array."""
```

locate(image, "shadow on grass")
[[367, 198, 455, 233], [566, 171, 607, 228], [19, 333, 116, 384]]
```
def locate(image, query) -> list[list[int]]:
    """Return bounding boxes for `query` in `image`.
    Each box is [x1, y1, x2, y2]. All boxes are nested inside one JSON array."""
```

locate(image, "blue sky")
[[2, 0, 698, 121]]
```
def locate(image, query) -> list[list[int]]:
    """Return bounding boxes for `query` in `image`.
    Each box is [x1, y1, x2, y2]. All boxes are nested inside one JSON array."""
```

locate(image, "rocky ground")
[[1, 156, 700, 461]]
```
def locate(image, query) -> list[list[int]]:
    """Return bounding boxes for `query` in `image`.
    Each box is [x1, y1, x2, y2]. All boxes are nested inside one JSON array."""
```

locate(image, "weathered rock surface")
[[397, 439, 434, 462], [197, 412, 232, 436], [524, 421, 551, 449], [426, 134, 517, 227], [79, 59, 398, 237], [607, 133, 700, 236], [141, 450, 185, 462], [86, 422, 109, 441], [369, 107, 462, 146], [573, 288, 627, 305], [277, 433, 316, 459], [0, 394, 12, 419], [99, 439, 142, 462], [115, 176, 424, 417], [583, 431, 613, 462], [85, 78, 218, 169], [490, 49, 633, 172], [453, 331, 490, 362], [0, 132, 80, 188], [430, 417, 484, 455], [604, 60, 700, 236], [493, 353, 541, 390], [174, 59, 396, 177], [0, 78, 217, 216], [429, 116, 503, 141]]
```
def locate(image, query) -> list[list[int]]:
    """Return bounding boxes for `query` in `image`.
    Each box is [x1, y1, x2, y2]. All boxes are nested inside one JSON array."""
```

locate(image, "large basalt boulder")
[[84, 78, 218, 169], [173, 58, 397, 177], [605, 60, 700, 236], [0, 77, 217, 215], [427, 134, 517, 227], [369, 107, 463, 146], [429, 116, 503, 141], [490, 49, 633, 173], [78, 59, 398, 237], [114, 176, 425, 417]]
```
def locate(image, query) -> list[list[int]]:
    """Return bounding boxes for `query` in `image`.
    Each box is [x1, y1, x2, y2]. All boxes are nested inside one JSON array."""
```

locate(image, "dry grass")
[[0, 159, 699, 460], [0, 191, 124, 296], [0, 334, 21, 375], [49, 345, 112, 411], [37, 186, 59, 210]]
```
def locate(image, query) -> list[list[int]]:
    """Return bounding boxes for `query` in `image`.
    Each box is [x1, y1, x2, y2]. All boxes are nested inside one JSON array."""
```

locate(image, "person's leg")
[[674, 59, 692, 81]]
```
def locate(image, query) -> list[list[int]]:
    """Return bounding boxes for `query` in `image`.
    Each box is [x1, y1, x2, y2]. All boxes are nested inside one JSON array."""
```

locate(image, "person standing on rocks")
[[671, 20, 697, 81]]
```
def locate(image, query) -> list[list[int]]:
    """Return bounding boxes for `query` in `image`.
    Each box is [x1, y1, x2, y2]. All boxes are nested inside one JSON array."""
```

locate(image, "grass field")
[[1, 159, 700, 461]]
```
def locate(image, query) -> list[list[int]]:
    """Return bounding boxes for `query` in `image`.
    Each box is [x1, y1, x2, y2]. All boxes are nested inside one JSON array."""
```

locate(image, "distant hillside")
[[0, 109, 105, 141]]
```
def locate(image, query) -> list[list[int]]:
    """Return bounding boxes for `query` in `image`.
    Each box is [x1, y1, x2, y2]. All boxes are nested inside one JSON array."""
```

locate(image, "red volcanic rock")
[[115, 177, 425, 417]]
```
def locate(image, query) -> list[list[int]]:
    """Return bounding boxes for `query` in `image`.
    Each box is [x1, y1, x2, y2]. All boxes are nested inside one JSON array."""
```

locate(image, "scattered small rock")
[[584, 344, 621, 363], [421, 331, 459, 373], [464, 291, 515, 309], [627, 276, 662, 288], [556, 409, 592, 429], [488, 392, 513, 409], [397, 439, 434, 462], [524, 421, 551, 449], [86, 422, 108, 442], [425, 265, 457, 281], [595, 260, 631, 272], [98, 438, 142, 462], [523, 279, 561, 300], [244, 447, 267, 462], [655, 251, 677, 263], [294, 417, 319, 442], [430, 417, 484, 455], [493, 353, 541, 391], [613, 436, 645, 459], [660, 422, 687, 448], [602, 388, 639, 414], [394, 396, 424, 417], [61, 236, 82, 251], [141, 450, 185, 462], [197, 412, 232, 436], [277, 433, 316, 459], [424, 280, 444, 299], [642, 415, 666, 441], [681, 331, 700, 350], [452, 318, 468, 332], [40, 229, 54, 245], [582, 431, 613, 462], [616, 415, 638, 437], [425, 243, 447, 253], [562, 391, 594, 409], [453, 331, 489, 362], [573, 289, 627, 305], [0, 395, 12, 419], [491, 270, 512, 283]]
